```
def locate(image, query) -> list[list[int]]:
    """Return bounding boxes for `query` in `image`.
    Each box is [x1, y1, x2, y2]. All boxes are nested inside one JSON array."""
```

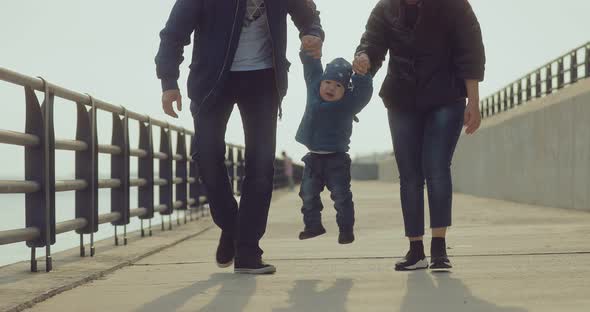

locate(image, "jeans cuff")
[[430, 221, 452, 229], [405, 229, 425, 237], [338, 225, 354, 233]]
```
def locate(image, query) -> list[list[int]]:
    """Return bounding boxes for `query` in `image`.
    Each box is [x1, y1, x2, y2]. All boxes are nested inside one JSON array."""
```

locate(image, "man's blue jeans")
[[388, 102, 465, 237], [191, 69, 278, 262]]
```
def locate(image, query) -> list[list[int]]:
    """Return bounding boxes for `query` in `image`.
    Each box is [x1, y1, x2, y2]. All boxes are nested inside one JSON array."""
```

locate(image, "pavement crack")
[[133, 261, 209, 266], [131, 251, 590, 266]]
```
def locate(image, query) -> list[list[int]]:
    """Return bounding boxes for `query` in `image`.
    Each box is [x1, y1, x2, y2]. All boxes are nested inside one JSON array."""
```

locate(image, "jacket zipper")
[[199, 0, 241, 108], [263, 0, 283, 119]]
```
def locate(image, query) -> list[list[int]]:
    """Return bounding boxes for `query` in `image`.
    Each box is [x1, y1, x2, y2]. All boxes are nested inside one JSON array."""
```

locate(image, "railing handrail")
[[0, 66, 302, 272], [0, 66, 248, 149], [512, 41, 588, 85], [480, 41, 590, 119]]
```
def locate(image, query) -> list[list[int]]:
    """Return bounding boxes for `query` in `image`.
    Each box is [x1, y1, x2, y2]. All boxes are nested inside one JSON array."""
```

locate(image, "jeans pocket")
[[301, 153, 312, 164], [301, 154, 315, 178], [190, 101, 200, 117]]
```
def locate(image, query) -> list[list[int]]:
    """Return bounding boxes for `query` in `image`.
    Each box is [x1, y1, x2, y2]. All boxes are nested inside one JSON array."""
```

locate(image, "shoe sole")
[[299, 230, 327, 240], [394, 259, 429, 271], [338, 238, 355, 244], [217, 259, 234, 268], [430, 262, 453, 271], [234, 266, 277, 275]]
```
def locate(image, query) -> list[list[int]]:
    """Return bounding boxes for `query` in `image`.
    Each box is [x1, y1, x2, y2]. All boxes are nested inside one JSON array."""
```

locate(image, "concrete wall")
[[351, 163, 379, 180], [369, 79, 590, 211], [452, 79, 590, 211], [377, 156, 399, 183]]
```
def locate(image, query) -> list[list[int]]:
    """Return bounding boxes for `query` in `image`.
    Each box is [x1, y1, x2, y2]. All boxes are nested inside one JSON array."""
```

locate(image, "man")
[[155, 0, 324, 274]]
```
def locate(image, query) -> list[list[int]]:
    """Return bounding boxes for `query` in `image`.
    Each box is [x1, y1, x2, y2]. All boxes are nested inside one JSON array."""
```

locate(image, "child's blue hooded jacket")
[[295, 52, 373, 153]]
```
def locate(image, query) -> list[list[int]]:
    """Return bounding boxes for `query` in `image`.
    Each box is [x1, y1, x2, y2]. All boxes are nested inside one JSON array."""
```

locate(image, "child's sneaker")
[[338, 231, 355, 244], [299, 225, 327, 240]]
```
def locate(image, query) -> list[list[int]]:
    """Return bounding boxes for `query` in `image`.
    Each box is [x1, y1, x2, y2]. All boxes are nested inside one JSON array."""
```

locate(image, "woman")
[[353, 0, 485, 271]]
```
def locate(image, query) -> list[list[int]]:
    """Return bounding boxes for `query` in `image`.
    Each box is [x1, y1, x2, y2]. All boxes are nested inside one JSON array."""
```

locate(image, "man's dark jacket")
[[356, 0, 486, 111], [156, 0, 324, 111]]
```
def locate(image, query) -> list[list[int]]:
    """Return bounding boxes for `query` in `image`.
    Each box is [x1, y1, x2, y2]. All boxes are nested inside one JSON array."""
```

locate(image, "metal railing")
[[0, 66, 302, 272], [480, 41, 590, 119]]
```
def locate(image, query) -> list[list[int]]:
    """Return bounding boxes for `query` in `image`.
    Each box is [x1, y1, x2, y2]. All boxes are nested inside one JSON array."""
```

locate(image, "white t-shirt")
[[231, 0, 274, 71]]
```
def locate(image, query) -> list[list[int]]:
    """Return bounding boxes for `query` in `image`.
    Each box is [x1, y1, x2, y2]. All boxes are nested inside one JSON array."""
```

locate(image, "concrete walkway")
[[21, 182, 590, 311]]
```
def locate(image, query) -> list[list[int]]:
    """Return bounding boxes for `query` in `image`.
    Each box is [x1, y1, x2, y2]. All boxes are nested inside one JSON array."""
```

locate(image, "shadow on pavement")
[[273, 278, 353, 312], [400, 271, 528, 312], [135, 272, 256, 312]]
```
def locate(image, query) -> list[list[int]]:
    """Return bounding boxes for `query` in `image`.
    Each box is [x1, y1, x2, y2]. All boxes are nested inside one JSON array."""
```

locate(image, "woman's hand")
[[353, 53, 371, 75], [464, 98, 481, 134], [463, 79, 481, 134]]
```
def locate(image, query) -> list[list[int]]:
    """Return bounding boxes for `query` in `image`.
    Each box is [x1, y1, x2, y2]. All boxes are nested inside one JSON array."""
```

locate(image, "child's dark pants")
[[299, 152, 354, 232]]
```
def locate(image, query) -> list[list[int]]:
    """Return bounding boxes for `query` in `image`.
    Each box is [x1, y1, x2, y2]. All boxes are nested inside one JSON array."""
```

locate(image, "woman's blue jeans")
[[388, 102, 465, 237]]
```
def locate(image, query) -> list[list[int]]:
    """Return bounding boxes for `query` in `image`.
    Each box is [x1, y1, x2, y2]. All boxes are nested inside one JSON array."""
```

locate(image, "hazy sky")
[[1, 0, 589, 172]]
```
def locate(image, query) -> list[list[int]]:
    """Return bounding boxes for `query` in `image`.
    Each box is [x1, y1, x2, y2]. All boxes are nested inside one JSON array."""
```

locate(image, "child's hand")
[[301, 35, 323, 59], [353, 53, 371, 75]]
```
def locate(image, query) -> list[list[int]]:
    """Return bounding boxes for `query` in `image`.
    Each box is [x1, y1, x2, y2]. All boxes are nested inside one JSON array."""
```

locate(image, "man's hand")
[[464, 98, 481, 135], [353, 53, 371, 75], [301, 35, 323, 59], [162, 90, 182, 118]]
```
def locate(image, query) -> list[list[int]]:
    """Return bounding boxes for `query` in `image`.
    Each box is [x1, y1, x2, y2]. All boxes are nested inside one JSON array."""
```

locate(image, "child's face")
[[320, 80, 345, 102]]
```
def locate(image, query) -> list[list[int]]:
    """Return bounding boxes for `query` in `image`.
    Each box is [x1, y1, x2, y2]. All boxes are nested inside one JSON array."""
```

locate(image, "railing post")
[[479, 98, 484, 119], [175, 130, 188, 225], [491, 94, 496, 116], [189, 134, 202, 218], [159, 126, 174, 230], [508, 84, 514, 109], [557, 59, 564, 90], [75, 97, 99, 257], [111, 109, 130, 245], [526, 76, 532, 102], [516, 81, 522, 106], [502, 89, 508, 112], [226, 146, 235, 194], [535, 71, 542, 98], [138, 118, 154, 236], [570, 52, 578, 84], [236, 148, 245, 196], [545, 65, 553, 95], [586, 45, 590, 78], [24, 84, 56, 272]]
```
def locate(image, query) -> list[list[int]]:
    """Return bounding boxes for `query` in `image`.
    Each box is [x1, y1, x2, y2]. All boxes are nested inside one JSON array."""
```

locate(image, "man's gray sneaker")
[[234, 261, 276, 275]]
